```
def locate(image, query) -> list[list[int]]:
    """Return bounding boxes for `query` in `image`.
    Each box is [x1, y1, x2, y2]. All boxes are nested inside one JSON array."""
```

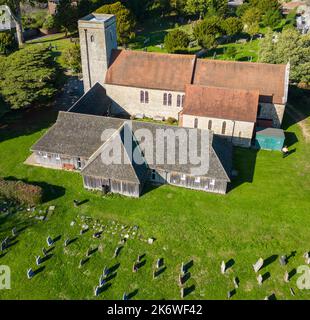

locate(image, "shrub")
[[0, 32, 18, 55], [42, 15, 59, 31], [167, 117, 177, 125], [22, 11, 47, 30], [62, 44, 81, 73], [0, 178, 43, 205], [164, 29, 190, 53]]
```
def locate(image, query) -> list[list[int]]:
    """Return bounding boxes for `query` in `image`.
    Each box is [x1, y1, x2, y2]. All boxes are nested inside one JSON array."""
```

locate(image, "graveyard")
[[0, 90, 310, 300]]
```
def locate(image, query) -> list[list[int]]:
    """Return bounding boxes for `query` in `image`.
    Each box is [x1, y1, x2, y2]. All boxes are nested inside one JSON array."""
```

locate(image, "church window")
[[140, 90, 144, 103], [90, 35, 95, 42], [177, 95, 181, 107], [194, 118, 198, 128], [163, 93, 167, 105], [181, 95, 185, 107], [168, 93, 172, 106], [145, 91, 149, 104], [221, 121, 226, 134], [208, 120, 212, 130]]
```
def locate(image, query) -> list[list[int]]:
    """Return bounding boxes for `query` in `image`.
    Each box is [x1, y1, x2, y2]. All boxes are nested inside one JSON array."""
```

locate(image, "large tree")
[[164, 29, 190, 53], [96, 2, 136, 45], [259, 28, 310, 84], [193, 15, 223, 45], [0, 45, 58, 109], [55, 0, 78, 37]]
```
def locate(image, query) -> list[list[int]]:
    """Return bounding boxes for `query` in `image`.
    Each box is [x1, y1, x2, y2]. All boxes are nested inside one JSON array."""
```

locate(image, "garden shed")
[[255, 127, 285, 151]]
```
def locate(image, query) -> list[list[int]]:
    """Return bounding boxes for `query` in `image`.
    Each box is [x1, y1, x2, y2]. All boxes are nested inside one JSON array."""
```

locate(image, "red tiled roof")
[[193, 59, 287, 104], [105, 49, 196, 92], [182, 84, 259, 122]]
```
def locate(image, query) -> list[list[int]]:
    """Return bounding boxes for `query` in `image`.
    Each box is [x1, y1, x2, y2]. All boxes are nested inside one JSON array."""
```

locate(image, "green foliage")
[[249, 0, 280, 14], [55, 0, 78, 36], [221, 17, 243, 36], [259, 28, 310, 84], [193, 16, 223, 46], [62, 44, 81, 73], [164, 29, 190, 53], [22, 10, 47, 29], [0, 31, 18, 55], [167, 116, 177, 124], [262, 9, 282, 29], [42, 14, 59, 31], [236, 3, 250, 17], [0, 178, 43, 205], [96, 2, 136, 45], [0, 45, 59, 109], [241, 7, 261, 26], [185, 0, 209, 18], [201, 33, 217, 49], [225, 45, 237, 58]]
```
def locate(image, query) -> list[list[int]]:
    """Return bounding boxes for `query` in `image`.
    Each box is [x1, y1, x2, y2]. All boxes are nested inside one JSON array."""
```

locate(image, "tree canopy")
[[164, 29, 190, 53]]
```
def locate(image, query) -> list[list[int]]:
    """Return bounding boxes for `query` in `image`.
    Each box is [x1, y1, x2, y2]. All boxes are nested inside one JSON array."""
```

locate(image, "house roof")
[[256, 127, 285, 138], [193, 59, 288, 104], [81, 123, 148, 184], [105, 49, 196, 92], [31, 112, 232, 181], [182, 84, 259, 122], [68, 83, 111, 116]]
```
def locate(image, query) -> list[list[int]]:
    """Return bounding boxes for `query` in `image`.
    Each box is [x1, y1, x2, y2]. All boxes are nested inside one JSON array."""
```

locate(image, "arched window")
[[177, 95, 181, 107], [221, 121, 226, 134], [194, 118, 198, 128], [145, 91, 149, 104], [90, 35, 95, 42], [163, 93, 167, 106], [140, 90, 144, 103], [168, 93, 172, 106], [208, 120, 212, 130]]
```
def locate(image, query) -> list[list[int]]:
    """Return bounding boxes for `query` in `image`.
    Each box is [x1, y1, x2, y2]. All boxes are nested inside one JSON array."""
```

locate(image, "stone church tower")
[[78, 13, 117, 92]]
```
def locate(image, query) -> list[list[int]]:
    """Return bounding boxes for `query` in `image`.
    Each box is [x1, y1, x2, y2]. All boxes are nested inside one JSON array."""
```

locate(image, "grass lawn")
[[0, 89, 309, 300]]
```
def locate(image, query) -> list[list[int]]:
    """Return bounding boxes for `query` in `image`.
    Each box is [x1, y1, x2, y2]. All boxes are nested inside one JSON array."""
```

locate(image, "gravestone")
[[46, 236, 53, 247], [94, 286, 100, 296], [12, 227, 17, 237], [257, 274, 263, 285], [180, 262, 185, 275], [73, 200, 79, 207], [279, 255, 287, 266], [42, 248, 47, 257], [35, 256, 41, 266], [103, 266, 109, 277], [221, 261, 226, 274], [99, 275, 105, 287], [27, 268, 34, 279], [284, 271, 289, 283], [64, 239, 70, 247], [303, 252, 309, 259], [290, 287, 295, 296], [233, 277, 239, 289], [132, 262, 138, 273], [156, 258, 163, 269], [227, 291, 232, 299], [178, 274, 183, 286], [180, 287, 184, 299], [123, 292, 128, 300], [253, 258, 264, 273]]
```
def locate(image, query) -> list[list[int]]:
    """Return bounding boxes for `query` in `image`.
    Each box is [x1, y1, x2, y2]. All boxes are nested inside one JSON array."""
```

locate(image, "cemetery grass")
[[0, 97, 310, 299]]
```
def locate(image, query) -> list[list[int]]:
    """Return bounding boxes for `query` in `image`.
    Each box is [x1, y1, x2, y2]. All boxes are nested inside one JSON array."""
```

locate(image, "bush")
[[22, 11, 47, 30], [193, 17, 223, 47], [167, 117, 177, 125], [62, 44, 81, 73], [0, 178, 43, 205], [164, 29, 190, 53], [42, 15, 59, 31], [0, 32, 18, 55]]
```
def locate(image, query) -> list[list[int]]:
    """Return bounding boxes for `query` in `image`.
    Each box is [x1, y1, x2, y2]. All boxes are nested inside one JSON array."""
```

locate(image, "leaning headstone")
[[279, 255, 287, 266], [46, 236, 53, 247], [284, 271, 289, 283], [94, 286, 100, 297], [156, 258, 163, 269], [12, 227, 17, 237], [64, 239, 70, 247], [221, 261, 226, 274], [180, 262, 185, 275], [42, 248, 47, 257], [35, 256, 41, 266], [180, 287, 184, 299], [132, 262, 138, 273], [227, 291, 232, 299], [253, 258, 264, 273], [257, 274, 263, 285], [290, 287, 295, 296], [113, 247, 120, 258], [233, 277, 239, 289], [27, 268, 34, 279]]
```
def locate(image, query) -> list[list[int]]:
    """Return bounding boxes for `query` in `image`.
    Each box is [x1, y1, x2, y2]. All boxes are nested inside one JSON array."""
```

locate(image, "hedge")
[[0, 179, 43, 206]]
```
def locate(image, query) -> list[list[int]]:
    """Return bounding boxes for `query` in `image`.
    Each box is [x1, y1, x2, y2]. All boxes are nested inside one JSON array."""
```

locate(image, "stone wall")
[[106, 84, 185, 120], [181, 114, 255, 147], [258, 103, 286, 128]]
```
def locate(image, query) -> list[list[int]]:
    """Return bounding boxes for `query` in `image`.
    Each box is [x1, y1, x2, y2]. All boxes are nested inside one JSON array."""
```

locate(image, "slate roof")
[[68, 83, 111, 116], [256, 127, 285, 138], [193, 59, 288, 104], [31, 112, 232, 181], [105, 49, 196, 92], [182, 84, 259, 122]]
